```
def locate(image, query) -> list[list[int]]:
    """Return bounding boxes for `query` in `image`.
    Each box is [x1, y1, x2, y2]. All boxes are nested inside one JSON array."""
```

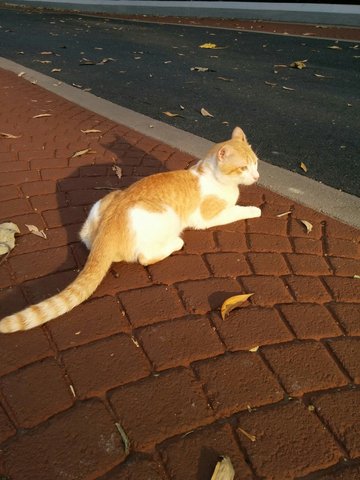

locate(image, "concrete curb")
[[1, 56, 359, 229]]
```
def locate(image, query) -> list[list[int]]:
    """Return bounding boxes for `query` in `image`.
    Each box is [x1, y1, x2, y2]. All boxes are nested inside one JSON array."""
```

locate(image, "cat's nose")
[[252, 172, 259, 181]]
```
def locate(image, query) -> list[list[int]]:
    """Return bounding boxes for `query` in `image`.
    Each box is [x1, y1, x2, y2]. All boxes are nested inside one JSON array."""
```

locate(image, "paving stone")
[[326, 237, 359, 259], [247, 217, 287, 236], [68, 188, 106, 207], [0, 185, 20, 202], [176, 277, 241, 314], [43, 205, 87, 227], [289, 218, 323, 239], [205, 252, 251, 277], [62, 334, 151, 399], [9, 245, 77, 282], [248, 233, 292, 252], [110, 368, 212, 449], [247, 252, 289, 275], [0, 170, 39, 186], [279, 303, 342, 339], [327, 338, 360, 383], [285, 275, 332, 303], [1, 358, 74, 428], [22, 270, 77, 304], [148, 254, 209, 284], [212, 307, 293, 351], [329, 257, 360, 276], [286, 253, 332, 276], [262, 341, 348, 396], [0, 264, 12, 289], [293, 236, 323, 255], [182, 229, 216, 254], [312, 389, 360, 458], [30, 192, 68, 211], [213, 230, 248, 251], [236, 401, 342, 479], [240, 276, 293, 306], [328, 303, 360, 335], [326, 218, 360, 242], [323, 276, 360, 302], [101, 455, 167, 480], [315, 464, 360, 479], [0, 404, 16, 444], [94, 262, 151, 297], [193, 351, 283, 415], [138, 316, 224, 370], [3, 400, 125, 480], [49, 296, 129, 350], [119, 285, 185, 327], [0, 197, 32, 221], [160, 423, 253, 480]]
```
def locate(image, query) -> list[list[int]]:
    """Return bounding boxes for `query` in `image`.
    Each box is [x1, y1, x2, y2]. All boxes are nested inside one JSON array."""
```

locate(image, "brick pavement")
[[0, 68, 359, 480]]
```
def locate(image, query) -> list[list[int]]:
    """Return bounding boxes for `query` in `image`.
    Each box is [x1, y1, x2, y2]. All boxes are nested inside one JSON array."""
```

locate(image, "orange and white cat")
[[0, 126, 261, 333]]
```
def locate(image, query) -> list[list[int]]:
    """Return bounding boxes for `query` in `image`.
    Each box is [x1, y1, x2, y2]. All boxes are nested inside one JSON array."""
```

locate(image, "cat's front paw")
[[246, 206, 262, 219]]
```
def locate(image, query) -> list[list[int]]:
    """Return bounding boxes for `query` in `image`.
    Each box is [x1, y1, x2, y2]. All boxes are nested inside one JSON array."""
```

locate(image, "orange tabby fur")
[[0, 126, 261, 333]]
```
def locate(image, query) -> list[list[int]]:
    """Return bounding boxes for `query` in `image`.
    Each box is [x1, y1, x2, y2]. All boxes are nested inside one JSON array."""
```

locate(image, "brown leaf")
[[112, 164, 122, 179], [200, 108, 214, 118], [81, 129, 102, 134], [276, 211, 292, 217], [300, 161, 308, 172], [221, 293, 253, 320], [249, 346, 259, 352], [0, 132, 21, 139], [25, 224, 47, 239], [211, 456, 235, 480], [299, 219, 313, 234], [0, 222, 20, 255], [32, 113, 52, 119]]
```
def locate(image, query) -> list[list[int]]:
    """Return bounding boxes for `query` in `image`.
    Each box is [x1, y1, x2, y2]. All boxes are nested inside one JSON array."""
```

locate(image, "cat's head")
[[214, 127, 259, 186]]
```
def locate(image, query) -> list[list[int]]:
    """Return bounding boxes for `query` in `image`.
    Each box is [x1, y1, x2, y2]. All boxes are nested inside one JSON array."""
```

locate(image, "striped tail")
[[0, 238, 114, 333]]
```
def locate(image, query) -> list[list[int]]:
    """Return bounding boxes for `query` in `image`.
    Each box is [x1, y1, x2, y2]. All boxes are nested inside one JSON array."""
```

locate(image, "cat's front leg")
[[204, 205, 261, 228]]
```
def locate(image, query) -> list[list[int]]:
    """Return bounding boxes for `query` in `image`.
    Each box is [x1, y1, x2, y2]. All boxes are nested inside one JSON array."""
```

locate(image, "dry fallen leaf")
[[249, 346, 259, 352], [0, 222, 20, 255], [163, 111, 182, 117], [238, 427, 256, 442], [290, 59, 307, 69], [34, 60, 52, 64], [32, 113, 52, 119], [221, 293, 253, 320], [282, 86, 295, 91], [276, 211, 292, 217], [199, 43, 218, 49], [300, 162, 308, 172], [25, 224, 47, 239], [314, 73, 326, 78], [51, 68, 62, 72], [353, 274, 360, 279], [211, 456, 235, 480], [40, 51, 54, 55], [217, 76, 234, 82], [265, 81, 277, 87], [300, 219, 313, 234], [81, 129, 102, 134], [18, 71, 26, 77], [112, 164, 122, 179], [328, 45, 342, 50], [190, 66, 209, 72], [200, 108, 214, 118], [71, 148, 92, 158], [0, 132, 21, 139]]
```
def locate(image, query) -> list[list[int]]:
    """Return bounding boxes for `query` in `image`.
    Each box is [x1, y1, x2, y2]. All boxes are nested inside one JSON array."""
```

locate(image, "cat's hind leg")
[[138, 237, 184, 266], [79, 200, 101, 249]]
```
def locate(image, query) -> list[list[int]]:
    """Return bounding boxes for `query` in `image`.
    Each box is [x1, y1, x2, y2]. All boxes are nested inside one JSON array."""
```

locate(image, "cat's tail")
[[0, 232, 114, 333]]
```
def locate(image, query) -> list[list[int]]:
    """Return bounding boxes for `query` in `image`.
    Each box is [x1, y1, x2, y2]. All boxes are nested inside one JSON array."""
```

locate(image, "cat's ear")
[[217, 144, 234, 163], [232, 126, 247, 142]]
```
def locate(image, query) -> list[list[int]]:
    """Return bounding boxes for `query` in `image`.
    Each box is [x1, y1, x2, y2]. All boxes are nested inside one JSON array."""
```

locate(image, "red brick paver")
[[0, 68, 359, 479]]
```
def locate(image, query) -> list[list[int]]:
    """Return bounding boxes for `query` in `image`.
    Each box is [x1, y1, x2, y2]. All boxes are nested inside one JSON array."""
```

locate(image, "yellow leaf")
[[290, 59, 307, 69], [300, 219, 313, 234], [249, 346, 259, 352], [221, 293, 253, 320], [0, 222, 20, 255], [71, 148, 92, 158], [353, 275, 360, 279], [211, 456, 235, 480], [81, 129, 102, 134], [199, 43, 217, 49], [300, 162, 308, 172], [32, 113, 52, 119], [25, 224, 47, 239], [276, 211, 292, 217], [0, 132, 21, 139], [200, 108, 214, 118], [163, 111, 181, 117]]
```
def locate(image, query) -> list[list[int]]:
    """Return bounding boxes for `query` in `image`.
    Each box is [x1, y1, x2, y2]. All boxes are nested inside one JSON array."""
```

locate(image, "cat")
[[0, 126, 261, 333]]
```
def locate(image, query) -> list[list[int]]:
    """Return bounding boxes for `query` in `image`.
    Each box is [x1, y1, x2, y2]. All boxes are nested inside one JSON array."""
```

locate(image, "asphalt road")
[[0, 8, 359, 196]]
